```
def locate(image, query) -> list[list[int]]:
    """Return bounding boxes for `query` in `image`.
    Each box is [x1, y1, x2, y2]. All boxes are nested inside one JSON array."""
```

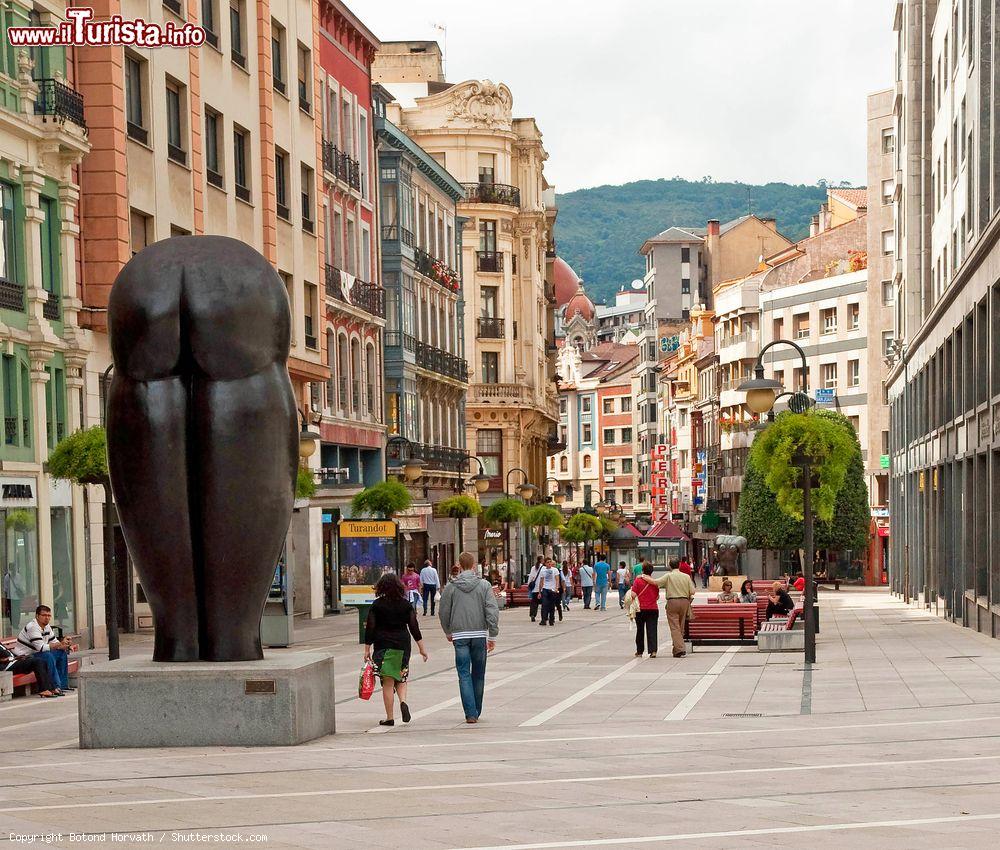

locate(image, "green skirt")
[[372, 647, 409, 683]]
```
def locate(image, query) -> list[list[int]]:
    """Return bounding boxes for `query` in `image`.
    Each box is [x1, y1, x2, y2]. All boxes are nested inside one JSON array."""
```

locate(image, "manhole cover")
[[722, 712, 764, 718]]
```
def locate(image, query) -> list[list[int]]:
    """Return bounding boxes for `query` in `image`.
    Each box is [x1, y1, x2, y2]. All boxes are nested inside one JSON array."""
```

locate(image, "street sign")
[[880, 454, 890, 469], [814, 388, 835, 405]]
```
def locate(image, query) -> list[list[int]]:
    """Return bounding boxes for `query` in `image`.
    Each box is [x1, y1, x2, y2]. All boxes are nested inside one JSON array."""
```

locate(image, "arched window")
[[325, 330, 335, 411], [350, 338, 362, 413], [365, 342, 377, 419], [582, 454, 591, 470], [337, 333, 349, 413], [560, 456, 568, 473]]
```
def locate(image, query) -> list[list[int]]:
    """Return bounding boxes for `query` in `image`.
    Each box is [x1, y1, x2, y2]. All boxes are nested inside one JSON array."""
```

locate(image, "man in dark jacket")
[[439, 551, 500, 724]]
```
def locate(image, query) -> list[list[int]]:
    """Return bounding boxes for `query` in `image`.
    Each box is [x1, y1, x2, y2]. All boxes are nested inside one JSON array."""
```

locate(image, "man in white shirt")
[[419, 560, 441, 616], [578, 561, 596, 609], [616, 562, 631, 609], [13, 605, 73, 692], [526, 558, 544, 622], [534, 558, 562, 626]]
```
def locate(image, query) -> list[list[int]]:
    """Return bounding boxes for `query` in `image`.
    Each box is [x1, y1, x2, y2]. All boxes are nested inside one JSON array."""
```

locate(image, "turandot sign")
[[338, 520, 399, 606]]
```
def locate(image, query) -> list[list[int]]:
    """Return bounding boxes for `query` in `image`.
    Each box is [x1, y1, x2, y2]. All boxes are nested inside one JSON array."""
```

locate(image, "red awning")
[[877, 525, 890, 537], [645, 520, 691, 541]]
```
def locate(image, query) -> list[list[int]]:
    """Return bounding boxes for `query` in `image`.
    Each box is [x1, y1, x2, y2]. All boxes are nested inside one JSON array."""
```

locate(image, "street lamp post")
[[506, 467, 537, 583], [385, 435, 425, 482], [739, 338, 818, 665], [541, 477, 567, 506]]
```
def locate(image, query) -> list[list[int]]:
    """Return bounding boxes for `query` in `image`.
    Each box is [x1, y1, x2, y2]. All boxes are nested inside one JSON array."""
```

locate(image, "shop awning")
[[645, 520, 691, 541], [876, 524, 890, 537]]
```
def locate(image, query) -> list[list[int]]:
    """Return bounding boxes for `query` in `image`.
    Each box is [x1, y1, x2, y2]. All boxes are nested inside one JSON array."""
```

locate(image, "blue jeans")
[[618, 585, 628, 607], [38, 649, 69, 689], [595, 585, 608, 610], [582, 586, 593, 608], [453, 638, 488, 720]]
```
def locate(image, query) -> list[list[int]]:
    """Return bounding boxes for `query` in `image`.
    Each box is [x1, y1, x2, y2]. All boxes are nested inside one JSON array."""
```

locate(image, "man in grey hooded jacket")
[[439, 551, 500, 724]]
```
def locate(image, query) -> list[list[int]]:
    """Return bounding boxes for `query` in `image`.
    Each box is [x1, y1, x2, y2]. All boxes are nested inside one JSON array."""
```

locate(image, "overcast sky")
[[357, 0, 896, 193]]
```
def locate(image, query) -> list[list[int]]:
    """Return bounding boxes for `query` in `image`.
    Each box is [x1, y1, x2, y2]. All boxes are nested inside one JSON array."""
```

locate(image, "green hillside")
[[554, 178, 832, 305]]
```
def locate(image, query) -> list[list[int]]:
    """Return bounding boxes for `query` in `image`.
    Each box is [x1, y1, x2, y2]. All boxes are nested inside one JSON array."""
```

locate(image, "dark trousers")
[[582, 586, 593, 608], [37, 649, 69, 689], [528, 586, 540, 620], [765, 602, 791, 620], [422, 585, 437, 615], [539, 589, 558, 625], [8, 656, 57, 691], [635, 609, 658, 655]]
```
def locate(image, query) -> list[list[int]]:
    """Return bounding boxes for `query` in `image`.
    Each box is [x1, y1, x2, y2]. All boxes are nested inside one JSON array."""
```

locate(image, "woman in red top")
[[630, 563, 660, 658]]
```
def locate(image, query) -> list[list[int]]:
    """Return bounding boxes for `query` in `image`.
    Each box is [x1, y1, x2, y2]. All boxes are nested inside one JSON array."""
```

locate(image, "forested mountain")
[[554, 178, 833, 305]]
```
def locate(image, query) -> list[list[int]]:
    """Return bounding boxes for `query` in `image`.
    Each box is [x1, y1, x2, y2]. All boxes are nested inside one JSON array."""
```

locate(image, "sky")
[[356, 0, 896, 193]]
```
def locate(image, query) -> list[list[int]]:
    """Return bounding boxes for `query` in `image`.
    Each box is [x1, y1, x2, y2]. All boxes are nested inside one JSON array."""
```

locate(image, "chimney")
[[706, 219, 720, 237], [810, 215, 819, 238], [762, 217, 777, 231]]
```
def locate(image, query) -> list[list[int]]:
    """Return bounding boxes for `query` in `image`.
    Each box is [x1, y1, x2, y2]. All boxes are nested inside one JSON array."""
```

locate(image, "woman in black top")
[[364, 573, 427, 726], [765, 581, 795, 620]]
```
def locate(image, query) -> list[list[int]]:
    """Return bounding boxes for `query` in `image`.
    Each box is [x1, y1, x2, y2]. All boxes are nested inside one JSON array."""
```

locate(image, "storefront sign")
[[338, 520, 398, 606], [0, 478, 37, 507], [483, 529, 503, 539], [396, 513, 427, 532]]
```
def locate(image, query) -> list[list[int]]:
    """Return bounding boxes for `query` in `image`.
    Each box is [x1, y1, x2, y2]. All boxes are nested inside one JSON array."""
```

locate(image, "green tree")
[[351, 480, 412, 520], [483, 497, 526, 526], [436, 495, 483, 553], [295, 467, 317, 500], [524, 504, 563, 532]]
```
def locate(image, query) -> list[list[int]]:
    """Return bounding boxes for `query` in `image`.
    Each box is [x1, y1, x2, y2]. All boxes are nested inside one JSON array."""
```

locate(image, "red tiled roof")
[[829, 188, 868, 209], [646, 520, 690, 541]]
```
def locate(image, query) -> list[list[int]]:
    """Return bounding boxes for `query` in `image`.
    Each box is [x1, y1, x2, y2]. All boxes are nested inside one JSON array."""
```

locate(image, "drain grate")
[[722, 712, 764, 718], [944, 655, 983, 659]]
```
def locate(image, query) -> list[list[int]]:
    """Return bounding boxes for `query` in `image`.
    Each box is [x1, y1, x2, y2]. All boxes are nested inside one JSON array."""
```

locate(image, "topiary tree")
[[351, 479, 412, 520], [436, 494, 483, 553], [563, 512, 604, 564], [524, 504, 563, 555], [48, 426, 120, 659], [483, 497, 526, 526]]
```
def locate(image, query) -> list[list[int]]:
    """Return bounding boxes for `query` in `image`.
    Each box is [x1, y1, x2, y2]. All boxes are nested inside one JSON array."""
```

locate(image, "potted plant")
[[435, 494, 482, 553], [351, 479, 413, 520]]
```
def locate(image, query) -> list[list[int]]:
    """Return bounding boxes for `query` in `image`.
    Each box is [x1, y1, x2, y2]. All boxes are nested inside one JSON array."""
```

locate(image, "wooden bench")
[[815, 577, 841, 590], [686, 603, 757, 645], [506, 584, 533, 607], [758, 608, 804, 632], [2, 637, 80, 696]]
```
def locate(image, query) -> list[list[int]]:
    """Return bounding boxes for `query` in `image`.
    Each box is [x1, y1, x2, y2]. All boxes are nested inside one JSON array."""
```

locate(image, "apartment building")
[[887, 0, 1000, 636], [373, 43, 559, 511], [595, 283, 648, 345], [0, 3, 91, 641]]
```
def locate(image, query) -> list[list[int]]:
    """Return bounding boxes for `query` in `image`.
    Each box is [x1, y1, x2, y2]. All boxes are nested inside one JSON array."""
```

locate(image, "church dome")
[[551, 257, 582, 307], [564, 284, 595, 321]]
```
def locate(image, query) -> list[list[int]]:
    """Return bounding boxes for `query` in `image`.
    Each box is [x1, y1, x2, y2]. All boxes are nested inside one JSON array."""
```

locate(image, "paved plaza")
[[5, 589, 1000, 848]]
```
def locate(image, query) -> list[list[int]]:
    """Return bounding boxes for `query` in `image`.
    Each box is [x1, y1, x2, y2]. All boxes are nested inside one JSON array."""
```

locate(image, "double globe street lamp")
[[738, 338, 818, 665]]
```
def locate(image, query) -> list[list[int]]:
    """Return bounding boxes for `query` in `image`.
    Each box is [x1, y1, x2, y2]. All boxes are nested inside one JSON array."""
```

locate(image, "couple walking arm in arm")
[[624, 559, 695, 658]]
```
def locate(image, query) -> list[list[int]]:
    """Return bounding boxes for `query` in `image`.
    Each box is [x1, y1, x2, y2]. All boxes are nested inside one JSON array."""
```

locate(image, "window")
[[582, 424, 592, 444], [793, 312, 810, 339], [582, 454, 592, 470], [204, 109, 222, 187], [233, 126, 249, 201], [559, 397, 567, 415], [476, 429, 502, 479], [165, 81, 186, 164], [479, 219, 496, 252], [481, 352, 499, 384], [603, 398, 614, 414], [129, 209, 150, 255], [621, 397, 632, 413], [882, 331, 894, 357], [604, 459, 616, 476], [271, 20, 286, 94], [621, 458, 633, 474], [821, 307, 837, 335], [581, 396, 592, 414], [297, 43, 311, 112], [681, 246, 690, 263], [772, 317, 784, 339], [303, 282, 317, 349], [621, 427, 633, 443], [301, 164, 314, 232], [478, 153, 495, 184], [0, 183, 18, 283], [881, 178, 894, 204], [201, 0, 218, 46], [882, 128, 895, 153], [681, 277, 690, 295], [881, 230, 895, 255], [848, 415, 860, 434], [603, 428, 615, 445], [124, 54, 147, 143], [848, 359, 860, 387], [274, 150, 289, 218], [848, 302, 860, 330], [229, 0, 246, 67], [881, 280, 894, 305], [622, 488, 634, 504], [821, 363, 837, 389], [39, 197, 59, 301]]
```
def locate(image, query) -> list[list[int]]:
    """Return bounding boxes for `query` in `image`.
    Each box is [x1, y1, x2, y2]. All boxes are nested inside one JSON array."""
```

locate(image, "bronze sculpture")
[[107, 236, 299, 662]]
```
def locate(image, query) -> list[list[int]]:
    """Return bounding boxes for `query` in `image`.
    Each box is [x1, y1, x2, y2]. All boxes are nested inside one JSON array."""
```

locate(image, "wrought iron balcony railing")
[[0, 278, 25, 312], [42, 292, 60, 321], [475, 251, 503, 273], [462, 182, 520, 207], [350, 280, 385, 319], [325, 263, 343, 300], [415, 340, 468, 382], [381, 225, 414, 247], [414, 246, 460, 292], [321, 140, 361, 190], [476, 317, 504, 339], [34, 78, 86, 130]]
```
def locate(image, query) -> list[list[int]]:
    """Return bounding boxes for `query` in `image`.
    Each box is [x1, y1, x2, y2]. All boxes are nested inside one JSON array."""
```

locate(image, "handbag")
[[358, 660, 375, 701]]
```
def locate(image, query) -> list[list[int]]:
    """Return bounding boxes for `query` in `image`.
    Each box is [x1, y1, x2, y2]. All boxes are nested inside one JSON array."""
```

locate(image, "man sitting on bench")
[[12, 605, 74, 694], [1, 641, 62, 698], [765, 582, 795, 621]]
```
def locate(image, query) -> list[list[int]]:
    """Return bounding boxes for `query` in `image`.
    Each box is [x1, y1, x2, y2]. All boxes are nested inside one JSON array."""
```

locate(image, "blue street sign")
[[814, 388, 835, 405]]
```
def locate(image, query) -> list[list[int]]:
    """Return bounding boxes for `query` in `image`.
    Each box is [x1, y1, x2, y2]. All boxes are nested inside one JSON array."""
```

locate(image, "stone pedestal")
[[78, 651, 335, 749], [757, 630, 805, 652], [0, 671, 13, 702]]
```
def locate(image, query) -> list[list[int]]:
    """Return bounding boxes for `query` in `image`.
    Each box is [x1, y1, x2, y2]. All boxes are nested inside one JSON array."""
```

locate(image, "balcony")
[[412, 443, 468, 473], [321, 140, 360, 190], [718, 330, 760, 365], [476, 317, 505, 339], [0, 278, 25, 312], [381, 224, 414, 248], [462, 182, 520, 207], [350, 280, 385, 319], [42, 292, 60, 321], [475, 251, 503, 273], [415, 341, 468, 382], [34, 78, 87, 130], [414, 246, 460, 292], [385, 331, 417, 353], [324, 264, 344, 300], [470, 383, 531, 405]]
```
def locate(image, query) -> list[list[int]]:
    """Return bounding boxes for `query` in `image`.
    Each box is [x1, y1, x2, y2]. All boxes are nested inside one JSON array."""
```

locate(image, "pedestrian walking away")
[[624, 563, 660, 657], [579, 561, 595, 609], [561, 562, 573, 610], [616, 561, 631, 608], [419, 560, 440, 616], [439, 551, 499, 724], [593, 556, 611, 611], [364, 574, 428, 726], [638, 558, 696, 657], [526, 558, 544, 622], [534, 558, 562, 626]]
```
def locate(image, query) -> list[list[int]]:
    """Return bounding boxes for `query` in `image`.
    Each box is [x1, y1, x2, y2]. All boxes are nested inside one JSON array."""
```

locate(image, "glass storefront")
[[1, 507, 39, 635], [50, 506, 75, 632]]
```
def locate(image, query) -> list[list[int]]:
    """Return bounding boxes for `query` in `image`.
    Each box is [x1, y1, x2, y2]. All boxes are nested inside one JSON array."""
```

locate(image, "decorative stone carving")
[[447, 80, 513, 130]]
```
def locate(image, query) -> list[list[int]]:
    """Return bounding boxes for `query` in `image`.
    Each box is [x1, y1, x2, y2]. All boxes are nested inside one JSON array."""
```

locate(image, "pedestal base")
[[78, 651, 335, 749]]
